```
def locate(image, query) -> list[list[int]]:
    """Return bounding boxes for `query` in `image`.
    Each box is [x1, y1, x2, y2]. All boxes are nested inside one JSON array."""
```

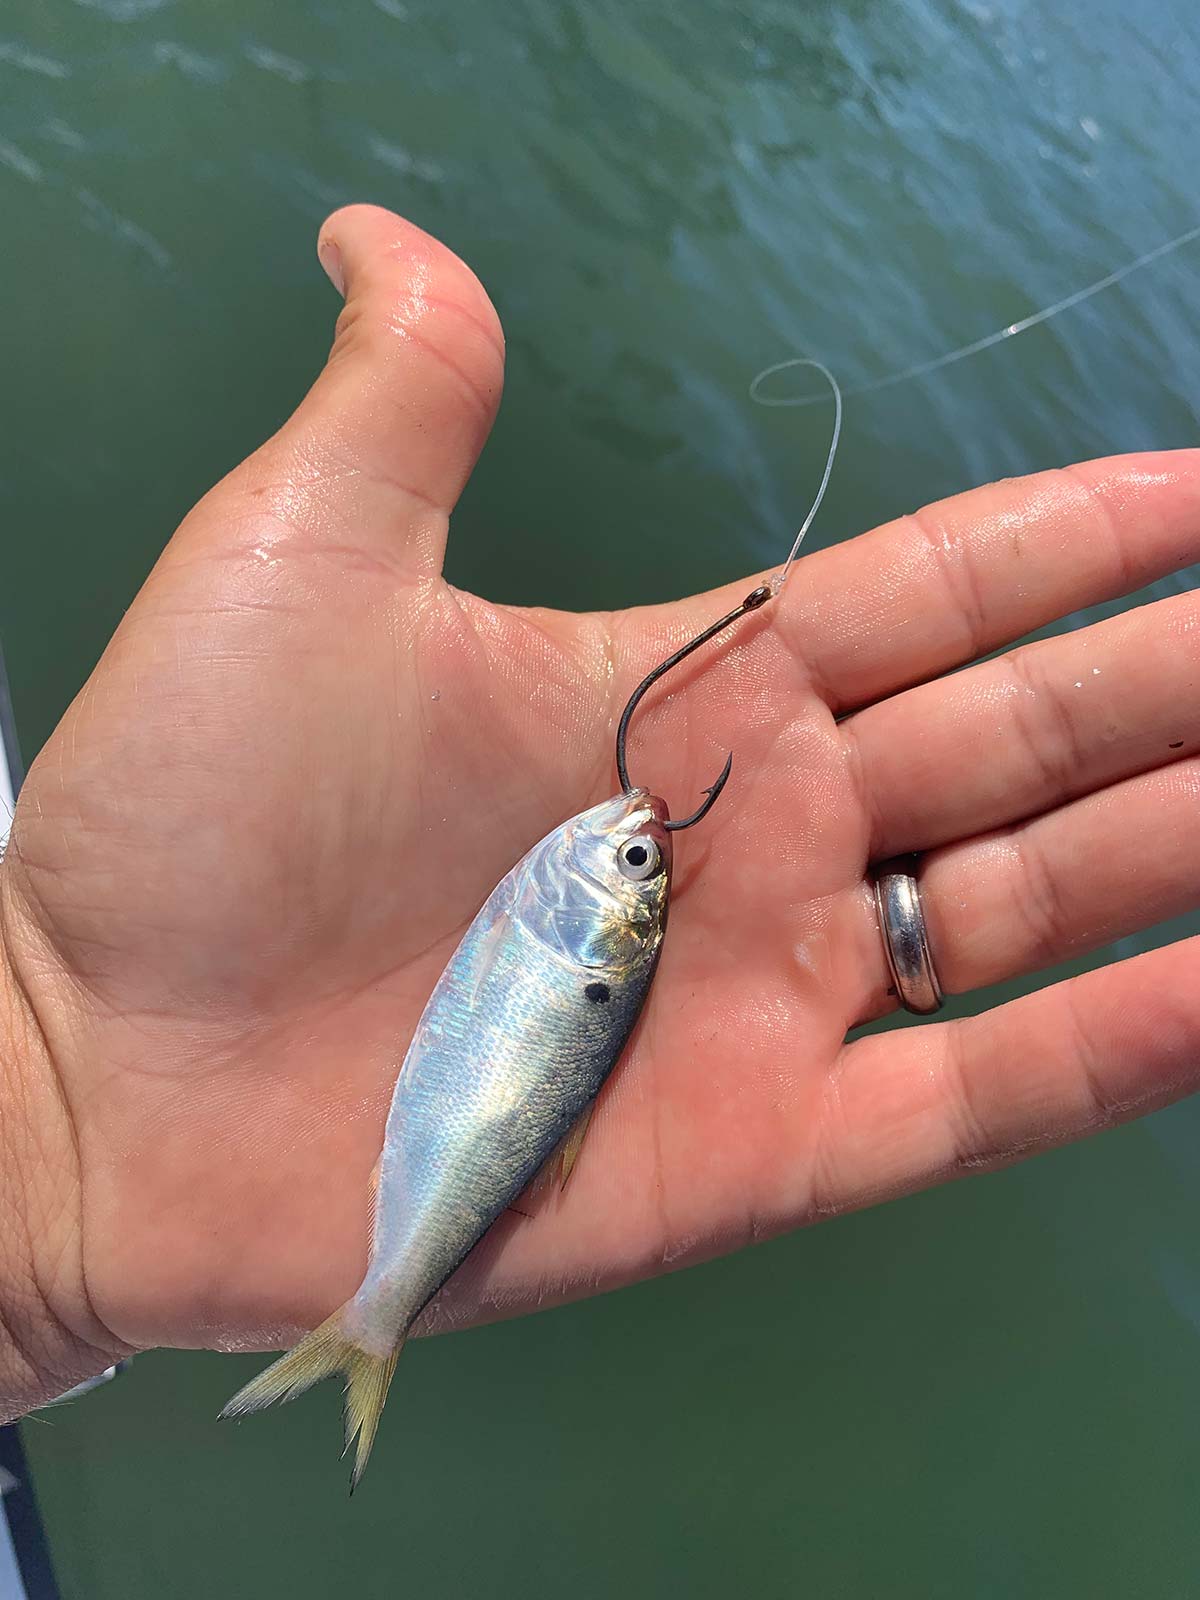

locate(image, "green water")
[[4, 0, 1200, 1594]]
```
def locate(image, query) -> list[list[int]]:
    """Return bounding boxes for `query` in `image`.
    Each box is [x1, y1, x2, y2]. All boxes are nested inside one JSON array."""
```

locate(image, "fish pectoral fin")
[[509, 1103, 597, 1219], [465, 907, 513, 1012]]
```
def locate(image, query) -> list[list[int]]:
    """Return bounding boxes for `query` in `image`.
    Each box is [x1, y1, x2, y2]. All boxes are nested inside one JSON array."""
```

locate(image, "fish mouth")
[[642, 794, 671, 829], [596, 790, 672, 851]]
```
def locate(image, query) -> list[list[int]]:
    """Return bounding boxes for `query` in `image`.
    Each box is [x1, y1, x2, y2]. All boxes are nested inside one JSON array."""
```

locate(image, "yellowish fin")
[[218, 1307, 401, 1492], [511, 1103, 597, 1217], [558, 1102, 594, 1187]]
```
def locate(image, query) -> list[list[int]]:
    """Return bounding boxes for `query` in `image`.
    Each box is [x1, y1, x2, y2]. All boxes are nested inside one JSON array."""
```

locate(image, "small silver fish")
[[221, 788, 672, 1485]]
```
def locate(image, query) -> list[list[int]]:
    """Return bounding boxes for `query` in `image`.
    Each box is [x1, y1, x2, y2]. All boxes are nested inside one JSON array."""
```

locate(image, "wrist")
[[0, 871, 125, 1419]]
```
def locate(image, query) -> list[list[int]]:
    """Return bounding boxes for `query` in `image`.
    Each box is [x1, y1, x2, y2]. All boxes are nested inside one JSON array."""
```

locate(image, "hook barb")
[[615, 583, 771, 832]]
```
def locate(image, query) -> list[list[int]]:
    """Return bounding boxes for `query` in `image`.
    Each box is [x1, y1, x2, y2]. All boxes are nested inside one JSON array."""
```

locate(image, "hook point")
[[666, 750, 733, 832]]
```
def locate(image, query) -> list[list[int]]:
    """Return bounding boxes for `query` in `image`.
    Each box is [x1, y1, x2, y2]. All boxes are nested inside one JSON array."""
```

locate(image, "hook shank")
[[615, 583, 771, 831]]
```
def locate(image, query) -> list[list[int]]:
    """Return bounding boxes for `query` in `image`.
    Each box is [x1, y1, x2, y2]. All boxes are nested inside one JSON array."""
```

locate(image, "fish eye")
[[617, 835, 661, 882]]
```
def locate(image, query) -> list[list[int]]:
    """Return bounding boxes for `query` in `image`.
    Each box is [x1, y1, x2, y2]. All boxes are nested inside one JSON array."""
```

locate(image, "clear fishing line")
[[767, 358, 842, 596], [749, 221, 1200, 410]]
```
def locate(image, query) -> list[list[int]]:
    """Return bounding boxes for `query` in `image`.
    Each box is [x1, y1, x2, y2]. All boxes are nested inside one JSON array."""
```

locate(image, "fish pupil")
[[585, 982, 611, 1004], [624, 844, 648, 867]]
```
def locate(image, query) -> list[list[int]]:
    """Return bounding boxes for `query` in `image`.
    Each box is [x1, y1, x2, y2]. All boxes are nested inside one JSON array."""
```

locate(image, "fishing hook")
[[615, 582, 772, 831]]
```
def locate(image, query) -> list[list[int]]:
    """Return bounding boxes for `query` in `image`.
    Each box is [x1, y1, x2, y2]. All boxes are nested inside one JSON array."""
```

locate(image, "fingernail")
[[317, 238, 344, 296]]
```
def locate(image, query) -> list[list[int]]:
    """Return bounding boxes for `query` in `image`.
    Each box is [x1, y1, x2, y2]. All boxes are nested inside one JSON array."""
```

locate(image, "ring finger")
[[854, 755, 1200, 1020]]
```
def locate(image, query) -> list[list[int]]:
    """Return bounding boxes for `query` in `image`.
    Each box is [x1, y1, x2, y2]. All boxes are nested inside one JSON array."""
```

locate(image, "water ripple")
[[367, 135, 444, 184], [0, 139, 44, 184], [152, 40, 226, 84], [43, 117, 88, 150], [71, 0, 175, 18], [0, 40, 71, 78], [243, 41, 311, 85], [76, 187, 172, 270]]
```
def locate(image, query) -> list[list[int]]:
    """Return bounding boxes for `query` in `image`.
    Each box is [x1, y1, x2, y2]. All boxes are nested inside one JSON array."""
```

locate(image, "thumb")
[[224, 204, 504, 579]]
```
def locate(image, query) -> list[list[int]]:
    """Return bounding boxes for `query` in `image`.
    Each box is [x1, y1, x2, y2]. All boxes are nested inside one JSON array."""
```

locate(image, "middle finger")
[[847, 588, 1200, 861]]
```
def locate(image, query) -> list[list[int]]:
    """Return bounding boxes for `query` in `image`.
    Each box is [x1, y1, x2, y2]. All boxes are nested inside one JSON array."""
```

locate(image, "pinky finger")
[[820, 937, 1200, 1211]]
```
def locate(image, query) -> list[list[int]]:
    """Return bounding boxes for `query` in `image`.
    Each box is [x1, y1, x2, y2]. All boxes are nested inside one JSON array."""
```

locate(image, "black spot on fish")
[[1169, 740, 1184, 749], [585, 982, 610, 1004]]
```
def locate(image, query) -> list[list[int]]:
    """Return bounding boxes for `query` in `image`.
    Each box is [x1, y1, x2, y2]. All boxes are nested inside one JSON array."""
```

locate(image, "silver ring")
[[874, 862, 944, 1015]]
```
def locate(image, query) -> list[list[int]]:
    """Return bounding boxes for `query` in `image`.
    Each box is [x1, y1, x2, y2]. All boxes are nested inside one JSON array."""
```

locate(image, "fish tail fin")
[[219, 1305, 404, 1491], [342, 1340, 401, 1492]]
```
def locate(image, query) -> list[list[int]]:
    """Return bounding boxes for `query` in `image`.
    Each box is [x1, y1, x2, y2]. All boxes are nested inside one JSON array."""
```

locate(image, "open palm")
[[4, 206, 1199, 1381]]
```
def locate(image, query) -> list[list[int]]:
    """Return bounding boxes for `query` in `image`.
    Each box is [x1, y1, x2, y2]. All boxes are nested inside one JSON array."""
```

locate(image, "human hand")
[[3, 205, 1198, 1409]]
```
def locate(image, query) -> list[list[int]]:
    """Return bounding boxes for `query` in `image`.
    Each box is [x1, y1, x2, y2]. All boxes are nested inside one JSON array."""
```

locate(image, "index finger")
[[770, 451, 1200, 713]]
